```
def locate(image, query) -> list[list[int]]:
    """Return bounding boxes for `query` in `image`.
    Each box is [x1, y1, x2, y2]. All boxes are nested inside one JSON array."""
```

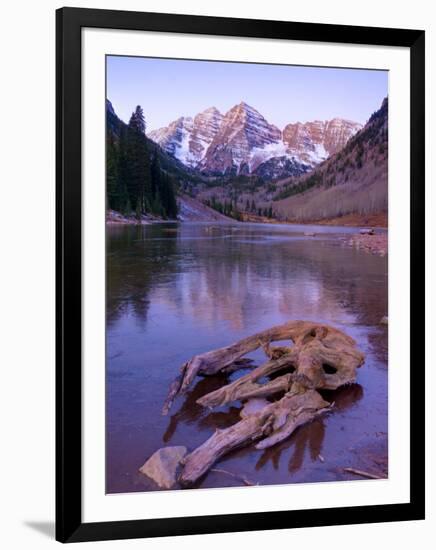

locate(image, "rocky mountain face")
[[198, 102, 282, 175], [253, 156, 311, 180], [282, 118, 362, 164], [149, 101, 361, 180], [274, 97, 388, 222], [149, 107, 223, 169], [190, 107, 224, 165]]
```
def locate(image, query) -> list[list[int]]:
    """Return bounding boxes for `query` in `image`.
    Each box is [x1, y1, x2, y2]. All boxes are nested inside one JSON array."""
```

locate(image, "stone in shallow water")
[[240, 398, 270, 418], [139, 446, 187, 489]]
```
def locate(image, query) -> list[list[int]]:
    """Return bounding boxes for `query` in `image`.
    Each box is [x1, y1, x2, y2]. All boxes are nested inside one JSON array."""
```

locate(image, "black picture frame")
[[56, 6, 425, 543]]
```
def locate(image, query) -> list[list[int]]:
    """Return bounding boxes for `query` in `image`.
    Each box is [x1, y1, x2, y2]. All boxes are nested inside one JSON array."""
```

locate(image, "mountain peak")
[[234, 101, 259, 114], [149, 102, 362, 176], [274, 96, 388, 221], [202, 106, 221, 114]]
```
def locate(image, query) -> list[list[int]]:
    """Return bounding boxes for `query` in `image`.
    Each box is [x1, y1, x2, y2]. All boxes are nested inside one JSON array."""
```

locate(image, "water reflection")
[[254, 384, 363, 473], [162, 374, 240, 443], [106, 223, 388, 493], [107, 223, 387, 331]]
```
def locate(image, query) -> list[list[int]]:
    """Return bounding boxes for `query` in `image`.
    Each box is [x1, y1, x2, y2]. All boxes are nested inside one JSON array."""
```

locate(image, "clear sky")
[[107, 55, 388, 132]]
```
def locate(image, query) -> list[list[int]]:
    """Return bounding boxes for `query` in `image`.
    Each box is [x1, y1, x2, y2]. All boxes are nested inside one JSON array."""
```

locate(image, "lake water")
[[106, 222, 388, 493]]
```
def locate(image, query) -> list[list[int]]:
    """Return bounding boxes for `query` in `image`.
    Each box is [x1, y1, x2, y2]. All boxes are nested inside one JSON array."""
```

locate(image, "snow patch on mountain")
[[249, 140, 289, 171], [176, 120, 195, 166], [149, 102, 361, 178], [306, 142, 329, 164]]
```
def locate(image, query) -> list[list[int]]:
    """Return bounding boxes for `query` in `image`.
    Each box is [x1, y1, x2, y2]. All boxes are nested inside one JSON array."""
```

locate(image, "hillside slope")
[[273, 98, 388, 222], [178, 194, 233, 222]]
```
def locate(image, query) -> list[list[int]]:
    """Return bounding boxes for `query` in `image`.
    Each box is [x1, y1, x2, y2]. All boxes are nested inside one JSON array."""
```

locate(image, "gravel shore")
[[348, 233, 388, 256]]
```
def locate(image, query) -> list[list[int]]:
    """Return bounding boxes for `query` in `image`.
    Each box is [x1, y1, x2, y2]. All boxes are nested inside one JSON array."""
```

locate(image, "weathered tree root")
[[160, 321, 365, 487], [179, 389, 331, 486], [198, 336, 363, 409], [163, 321, 364, 414]]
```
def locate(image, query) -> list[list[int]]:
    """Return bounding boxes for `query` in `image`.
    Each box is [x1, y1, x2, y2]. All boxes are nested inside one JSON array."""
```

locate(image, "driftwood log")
[[163, 321, 364, 414], [159, 321, 365, 486], [180, 389, 330, 486]]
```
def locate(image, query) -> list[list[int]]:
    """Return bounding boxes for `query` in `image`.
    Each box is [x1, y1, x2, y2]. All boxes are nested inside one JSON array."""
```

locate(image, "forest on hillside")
[[106, 105, 178, 219], [272, 98, 388, 222]]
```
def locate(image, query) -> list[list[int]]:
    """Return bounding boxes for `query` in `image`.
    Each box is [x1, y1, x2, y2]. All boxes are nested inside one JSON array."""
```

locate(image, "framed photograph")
[[56, 7, 425, 543]]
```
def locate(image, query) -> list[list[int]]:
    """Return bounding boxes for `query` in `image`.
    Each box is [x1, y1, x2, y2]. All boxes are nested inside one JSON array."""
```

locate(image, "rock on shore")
[[139, 446, 187, 489]]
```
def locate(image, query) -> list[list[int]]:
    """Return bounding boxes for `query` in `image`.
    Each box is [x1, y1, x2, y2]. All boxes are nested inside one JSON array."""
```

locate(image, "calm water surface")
[[106, 222, 388, 493]]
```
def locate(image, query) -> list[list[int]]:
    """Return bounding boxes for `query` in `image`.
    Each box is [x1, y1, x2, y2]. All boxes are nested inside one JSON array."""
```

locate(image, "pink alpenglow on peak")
[[149, 107, 223, 168], [149, 102, 362, 176]]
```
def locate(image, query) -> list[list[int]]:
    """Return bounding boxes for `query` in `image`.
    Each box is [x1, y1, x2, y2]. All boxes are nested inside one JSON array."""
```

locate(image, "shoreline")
[[106, 209, 170, 225], [347, 233, 388, 256], [241, 211, 387, 229], [300, 212, 387, 229], [106, 209, 388, 232]]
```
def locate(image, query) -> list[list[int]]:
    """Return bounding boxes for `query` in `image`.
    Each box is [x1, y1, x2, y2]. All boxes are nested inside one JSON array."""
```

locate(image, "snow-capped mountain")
[[274, 97, 388, 221], [253, 156, 311, 181], [282, 118, 363, 164], [149, 102, 362, 179], [198, 102, 282, 175], [149, 107, 223, 169]]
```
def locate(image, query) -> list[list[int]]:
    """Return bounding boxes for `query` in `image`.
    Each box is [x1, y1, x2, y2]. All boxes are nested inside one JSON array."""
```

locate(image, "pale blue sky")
[[107, 56, 388, 132]]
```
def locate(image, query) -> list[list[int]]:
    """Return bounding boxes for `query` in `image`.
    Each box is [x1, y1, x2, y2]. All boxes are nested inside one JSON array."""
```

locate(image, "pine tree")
[[164, 175, 178, 219], [106, 103, 178, 219], [126, 107, 151, 213], [129, 105, 146, 134], [106, 133, 118, 210], [115, 125, 131, 214], [152, 189, 163, 217], [150, 153, 161, 211]]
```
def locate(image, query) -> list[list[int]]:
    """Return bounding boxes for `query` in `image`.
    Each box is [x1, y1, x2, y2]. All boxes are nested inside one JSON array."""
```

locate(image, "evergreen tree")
[[150, 153, 161, 211], [126, 108, 151, 213], [106, 103, 178, 219], [152, 189, 163, 217], [129, 105, 146, 134], [164, 175, 178, 219], [115, 125, 131, 214], [106, 133, 118, 209]]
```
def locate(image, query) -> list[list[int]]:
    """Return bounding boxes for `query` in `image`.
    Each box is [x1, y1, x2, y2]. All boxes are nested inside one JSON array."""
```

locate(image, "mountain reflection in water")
[[106, 222, 388, 493]]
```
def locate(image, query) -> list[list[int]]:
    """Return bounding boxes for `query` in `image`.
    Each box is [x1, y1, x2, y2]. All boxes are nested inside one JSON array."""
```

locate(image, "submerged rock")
[[139, 446, 187, 489]]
